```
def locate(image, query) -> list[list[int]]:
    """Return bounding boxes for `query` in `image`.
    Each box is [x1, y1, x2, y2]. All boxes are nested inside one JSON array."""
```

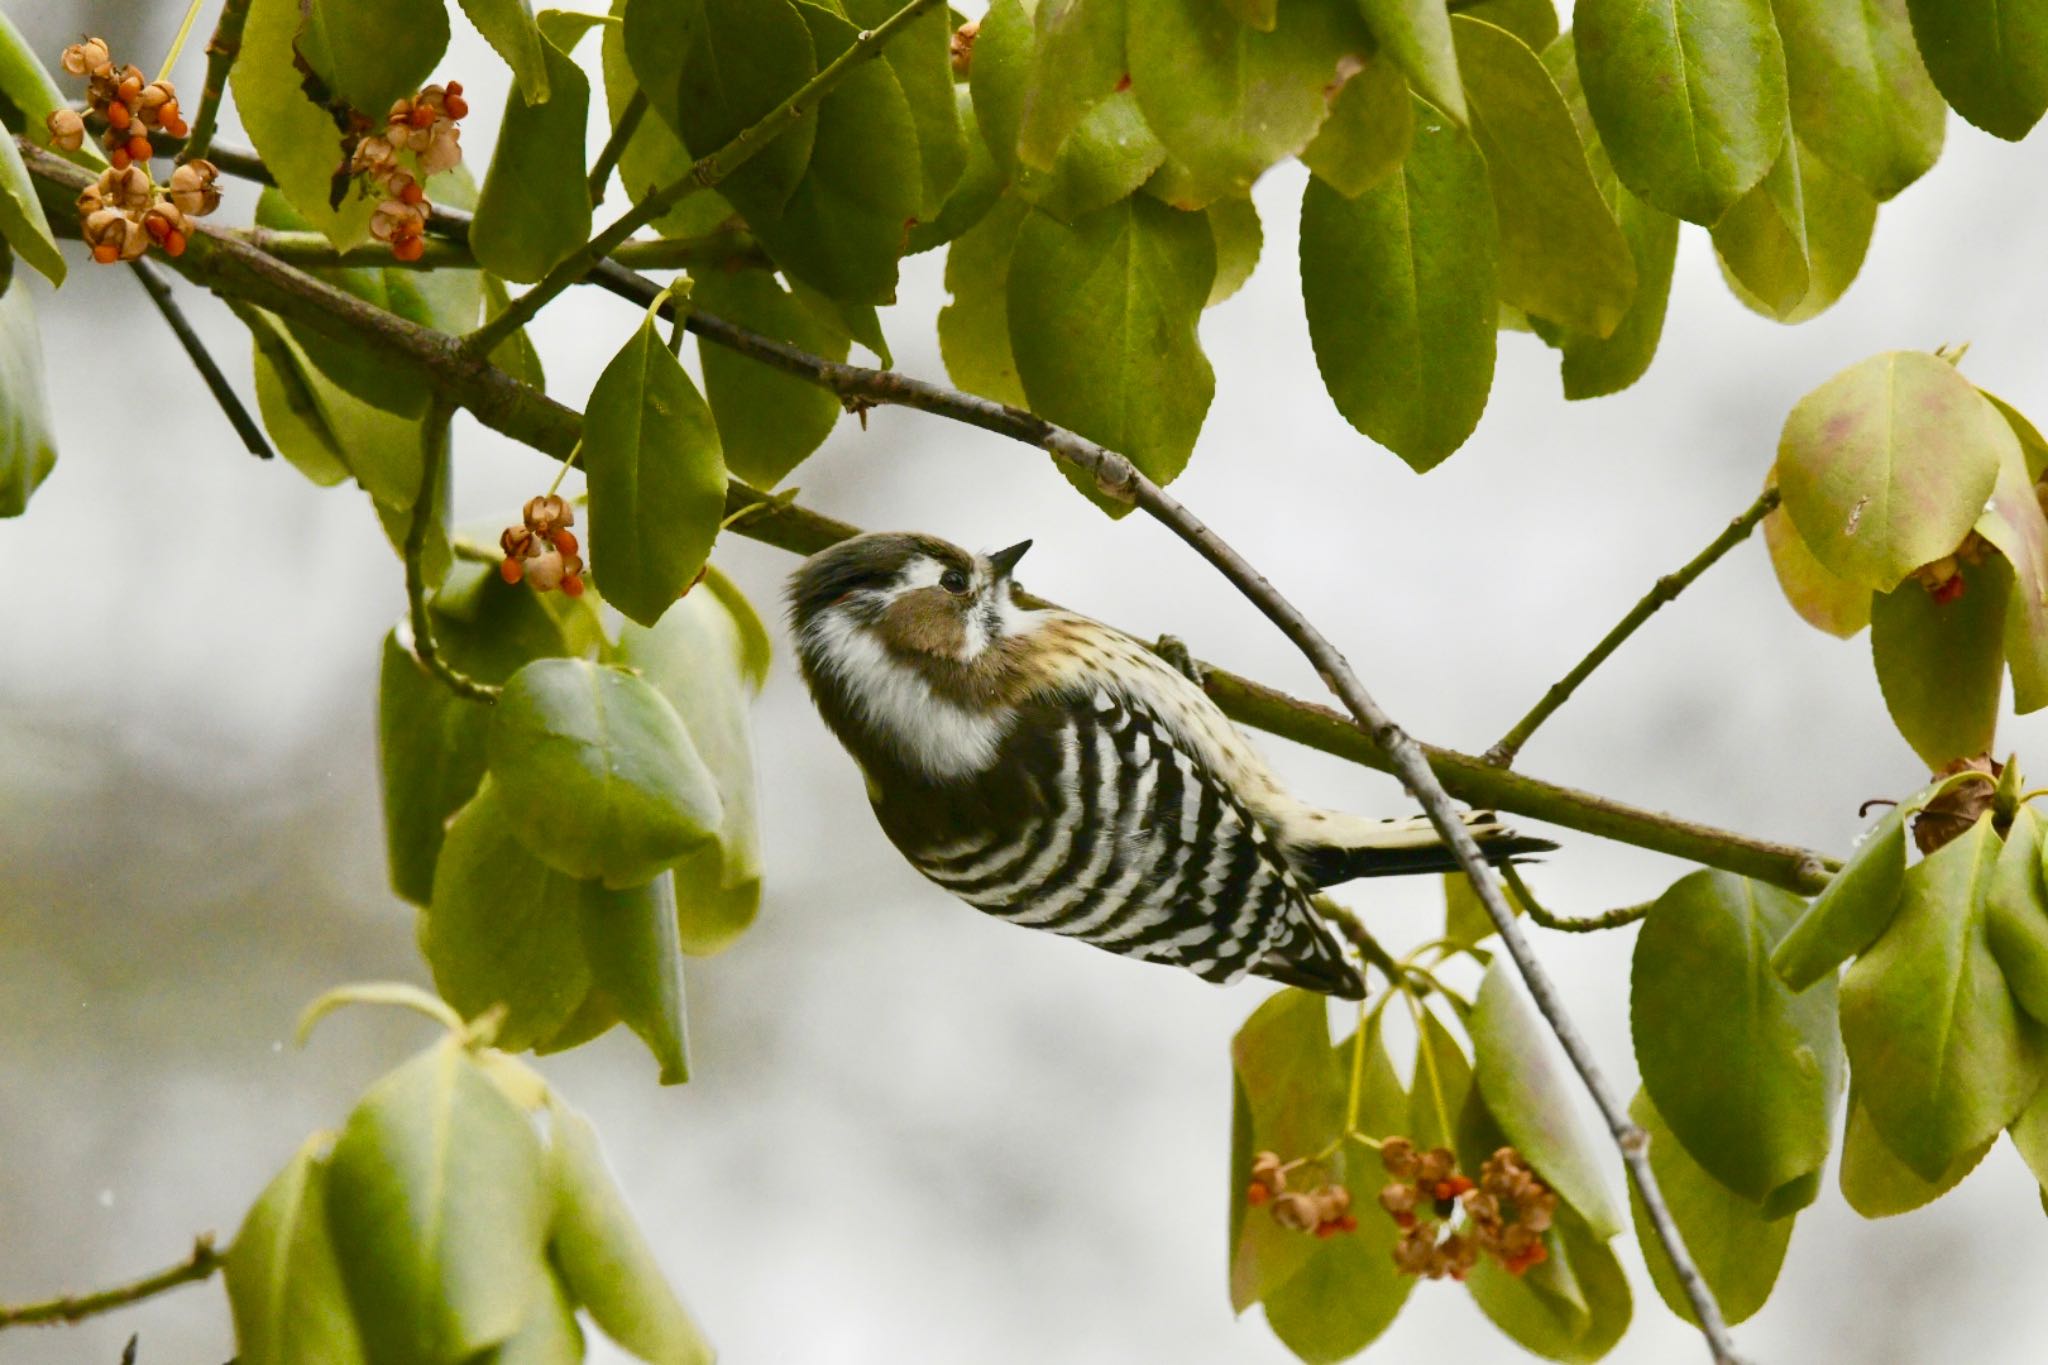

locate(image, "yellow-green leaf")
[[1299, 52, 1412, 198], [1839, 1088, 1993, 1217], [1761, 494, 1872, 638], [0, 128, 60, 285], [1906, 0, 2048, 140], [1770, 798, 1908, 991], [471, 33, 592, 283], [1775, 0, 1944, 199], [0, 276, 55, 517], [1228, 989, 1343, 1312], [227, 1138, 367, 1365], [1358, 0, 1467, 123], [1870, 556, 2008, 769], [301, 0, 451, 122]]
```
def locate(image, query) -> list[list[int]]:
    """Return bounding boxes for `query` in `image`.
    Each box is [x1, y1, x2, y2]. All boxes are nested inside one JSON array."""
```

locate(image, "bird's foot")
[[1154, 634, 1207, 686]]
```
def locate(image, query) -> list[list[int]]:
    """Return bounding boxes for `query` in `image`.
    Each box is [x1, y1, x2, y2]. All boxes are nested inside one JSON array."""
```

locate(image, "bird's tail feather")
[[1289, 811, 1555, 889]]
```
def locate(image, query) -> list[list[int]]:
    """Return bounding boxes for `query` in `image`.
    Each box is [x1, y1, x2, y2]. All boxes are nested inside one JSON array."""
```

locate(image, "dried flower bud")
[[46, 107, 85, 151], [101, 163, 154, 213], [1914, 756, 1999, 855], [351, 134, 399, 177], [524, 547, 566, 593], [135, 80, 175, 114], [950, 19, 979, 78], [1392, 1227, 1436, 1276], [414, 120, 462, 174], [62, 38, 111, 78], [1269, 1192, 1320, 1232], [1379, 1137, 1416, 1179], [1416, 1147, 1456, 1187], [1314, 1185, 1352, 1220], [1250, 1151, 1284, 1186], [500, 525, 536, 560], [524, 494, 573, 535], [168, 159, 221, 217], [1377, 1181, 1418, 1217]]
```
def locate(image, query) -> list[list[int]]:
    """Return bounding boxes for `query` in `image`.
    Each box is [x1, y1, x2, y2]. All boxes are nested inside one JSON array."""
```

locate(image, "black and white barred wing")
[[909, 688, 1366, 998]]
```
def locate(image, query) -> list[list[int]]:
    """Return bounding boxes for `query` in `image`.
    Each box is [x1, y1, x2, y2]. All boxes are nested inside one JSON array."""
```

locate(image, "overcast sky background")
[[6, 2, 2048, 1362]]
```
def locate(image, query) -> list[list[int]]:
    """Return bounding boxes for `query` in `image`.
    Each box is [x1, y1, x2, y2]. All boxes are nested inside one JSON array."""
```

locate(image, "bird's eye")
[[940, 567, 971, 595]]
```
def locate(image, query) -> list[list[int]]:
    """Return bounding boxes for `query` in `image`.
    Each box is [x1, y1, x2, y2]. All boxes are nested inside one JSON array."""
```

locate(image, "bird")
[[787, 531, 1553, 1000]]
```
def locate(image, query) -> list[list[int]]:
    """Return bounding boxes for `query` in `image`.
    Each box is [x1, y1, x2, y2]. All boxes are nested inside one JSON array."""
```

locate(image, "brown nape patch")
[[881, 587, 969, 659]]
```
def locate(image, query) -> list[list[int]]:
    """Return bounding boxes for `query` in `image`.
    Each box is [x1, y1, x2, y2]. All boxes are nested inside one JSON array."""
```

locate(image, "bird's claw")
[[1154, 634, 1207, 686]]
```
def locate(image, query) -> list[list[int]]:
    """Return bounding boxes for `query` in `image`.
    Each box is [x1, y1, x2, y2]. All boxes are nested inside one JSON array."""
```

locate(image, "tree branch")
[[588, 89, 647, 205], [0, 1235, 221, 1330], [21, 137, 1835, 903], [129, 257, 272, 458], [222, 225, 770, 274], [178, 0, 253, 165], [464, 0, 947, 356], [1486, 487, 1782, 767]]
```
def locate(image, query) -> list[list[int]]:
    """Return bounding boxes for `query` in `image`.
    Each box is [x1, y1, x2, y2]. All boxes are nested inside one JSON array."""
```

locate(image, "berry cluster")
[[1245, 1151, 1358, 1239], [348, 84, 468, 262], [48, 38, 188, 169], [75, 159, 220, 263], [500, 495, 585, 596], [1377, 1139, 1556, 1281], [1912, 530, 1990, 606]]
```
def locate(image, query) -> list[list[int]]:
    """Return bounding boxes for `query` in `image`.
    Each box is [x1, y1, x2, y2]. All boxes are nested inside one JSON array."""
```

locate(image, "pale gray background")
[[5, 1, 2046, 1361]]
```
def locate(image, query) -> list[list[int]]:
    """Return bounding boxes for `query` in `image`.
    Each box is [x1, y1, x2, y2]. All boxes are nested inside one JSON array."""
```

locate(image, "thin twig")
[[1499, 865, 1652, 933], [128, 258, 272, 458], [15, 137, 1839, 900], [223, 226, 770, 274], [1486, 488, 1782, 768], [405, 403, 499, 704], [178, 0, 254, 165], [1309, 894, 1407, 988], [464, 0, 946, 356], [0, 1235, 221, 1329], [588, 89, 648, 205]]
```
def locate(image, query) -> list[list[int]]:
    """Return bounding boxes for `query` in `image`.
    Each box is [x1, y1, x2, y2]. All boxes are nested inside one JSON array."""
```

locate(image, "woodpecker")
[[788, 532, 1551, 999]]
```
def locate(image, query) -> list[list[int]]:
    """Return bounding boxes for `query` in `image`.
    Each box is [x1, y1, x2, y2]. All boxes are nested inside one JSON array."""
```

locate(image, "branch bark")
[[0, 1235, 221, 1330], [178, 0, 254, 165]]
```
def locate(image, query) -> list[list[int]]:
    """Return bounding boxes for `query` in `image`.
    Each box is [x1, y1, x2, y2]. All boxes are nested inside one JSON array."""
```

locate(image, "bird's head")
[[787, 531, 1034, 669]]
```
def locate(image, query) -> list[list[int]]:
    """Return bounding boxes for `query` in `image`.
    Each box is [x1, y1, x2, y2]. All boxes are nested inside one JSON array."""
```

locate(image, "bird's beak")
[[988, 539, 1032, 578]]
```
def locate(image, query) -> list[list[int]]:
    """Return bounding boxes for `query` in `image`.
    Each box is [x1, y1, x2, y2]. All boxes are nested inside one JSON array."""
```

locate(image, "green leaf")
[[1573, 0, 1788, 224], [1985, 389, 2048, 481], [1017, 92, 1168, 223], [1358, 0, 1468, 123], [1458, 0, 1559, 50], [1974, 438, 2048, 713], [1470, 961, 1623, 1237], [583, 310, 728, 626], [789, 279, 893, 366], [1410, 1004, 1475, 1153], [490, 1267, 583, 1365], [1771, 800, 1909, 991], [1299, 52, 1412, 197], [459, 0, 552, 103], [1871, 555, 2009, 769], [1228, 989, 1343, 1312], [246, 308, 350, 487], [1008, 195, 1215, 499], [1631, 869, 1842, 1203], [0, 130, 59, 285], [1016, 0, 1127, 170], [1774, 0, 1944, 200], [0, 277, 55, 517], [549, 1099, 716, 1363], [1716, 135, 1877, 323], [1453, 16, 1634, 336], [1987, 805, 2048, 1023], [302, 0, 451, 123], [227, 1138, 367, 1365], [425, 781, 603, 1049], [1465, 1208, 1631, 1363], [970, 0, 1038, 182], [486, 658, 724, 887], [615, 570, 770, 955], [1841, 813, 2042, 1179], [2008, 1077, 2048, 1197], [1444, 870, 1509, 950], [599, 4, 739, 237], [744, 4, 923, 304], [1301, 96, 1498, 472], [471, 34, 592, 284], [1260, 1017, 1414, 1362], [691, 271, 848, 488], [1839, 1087, 1993, 1217], [624, 0, 817, 217], [482, 274, 547, 390], [1205, 196, 1262, 306], [847, 0, 968, 217], [1126, 0, 1372, 202], [325, 1040, 553, 1364], [1906, 0, 2048, 140], [1776, 350, 2013, 591], [1762, 490, 1872, 638], [908, 89, 1005, 254], [580, 868, 690, 1082], [938, 195, 1029, 407], [1627, 1092, 1791, 1327], [237, 0, 377, 247]]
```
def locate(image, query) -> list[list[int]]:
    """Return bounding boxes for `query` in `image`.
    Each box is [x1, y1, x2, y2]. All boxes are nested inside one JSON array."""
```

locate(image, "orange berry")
[[143, 214, 170, 241], [127, 135, 152, 162], [1337, 1214, 1357, 1233], [161, 113, 188, 138], [110, 146, 130, 169], [392, 235, 425, 262], [562, 574, 586, 598], [118, 74, 142, 101], [443, 93, 468, 118], [92, 242, 120, 263], [499, 557, 524, 584], [410, 104, 436, 129], [445, 80, 464, 95], [1314, 1223, 1339, 1240], [399, 181, 424, 206], [163, 229, 186, 257], [1392, 1211, 1415, 1229], [1930, 574, 1967, 605], [1245, 1184, 1269, 1207], [551, 528, 578, 555], [107, 99, 131, 129]]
